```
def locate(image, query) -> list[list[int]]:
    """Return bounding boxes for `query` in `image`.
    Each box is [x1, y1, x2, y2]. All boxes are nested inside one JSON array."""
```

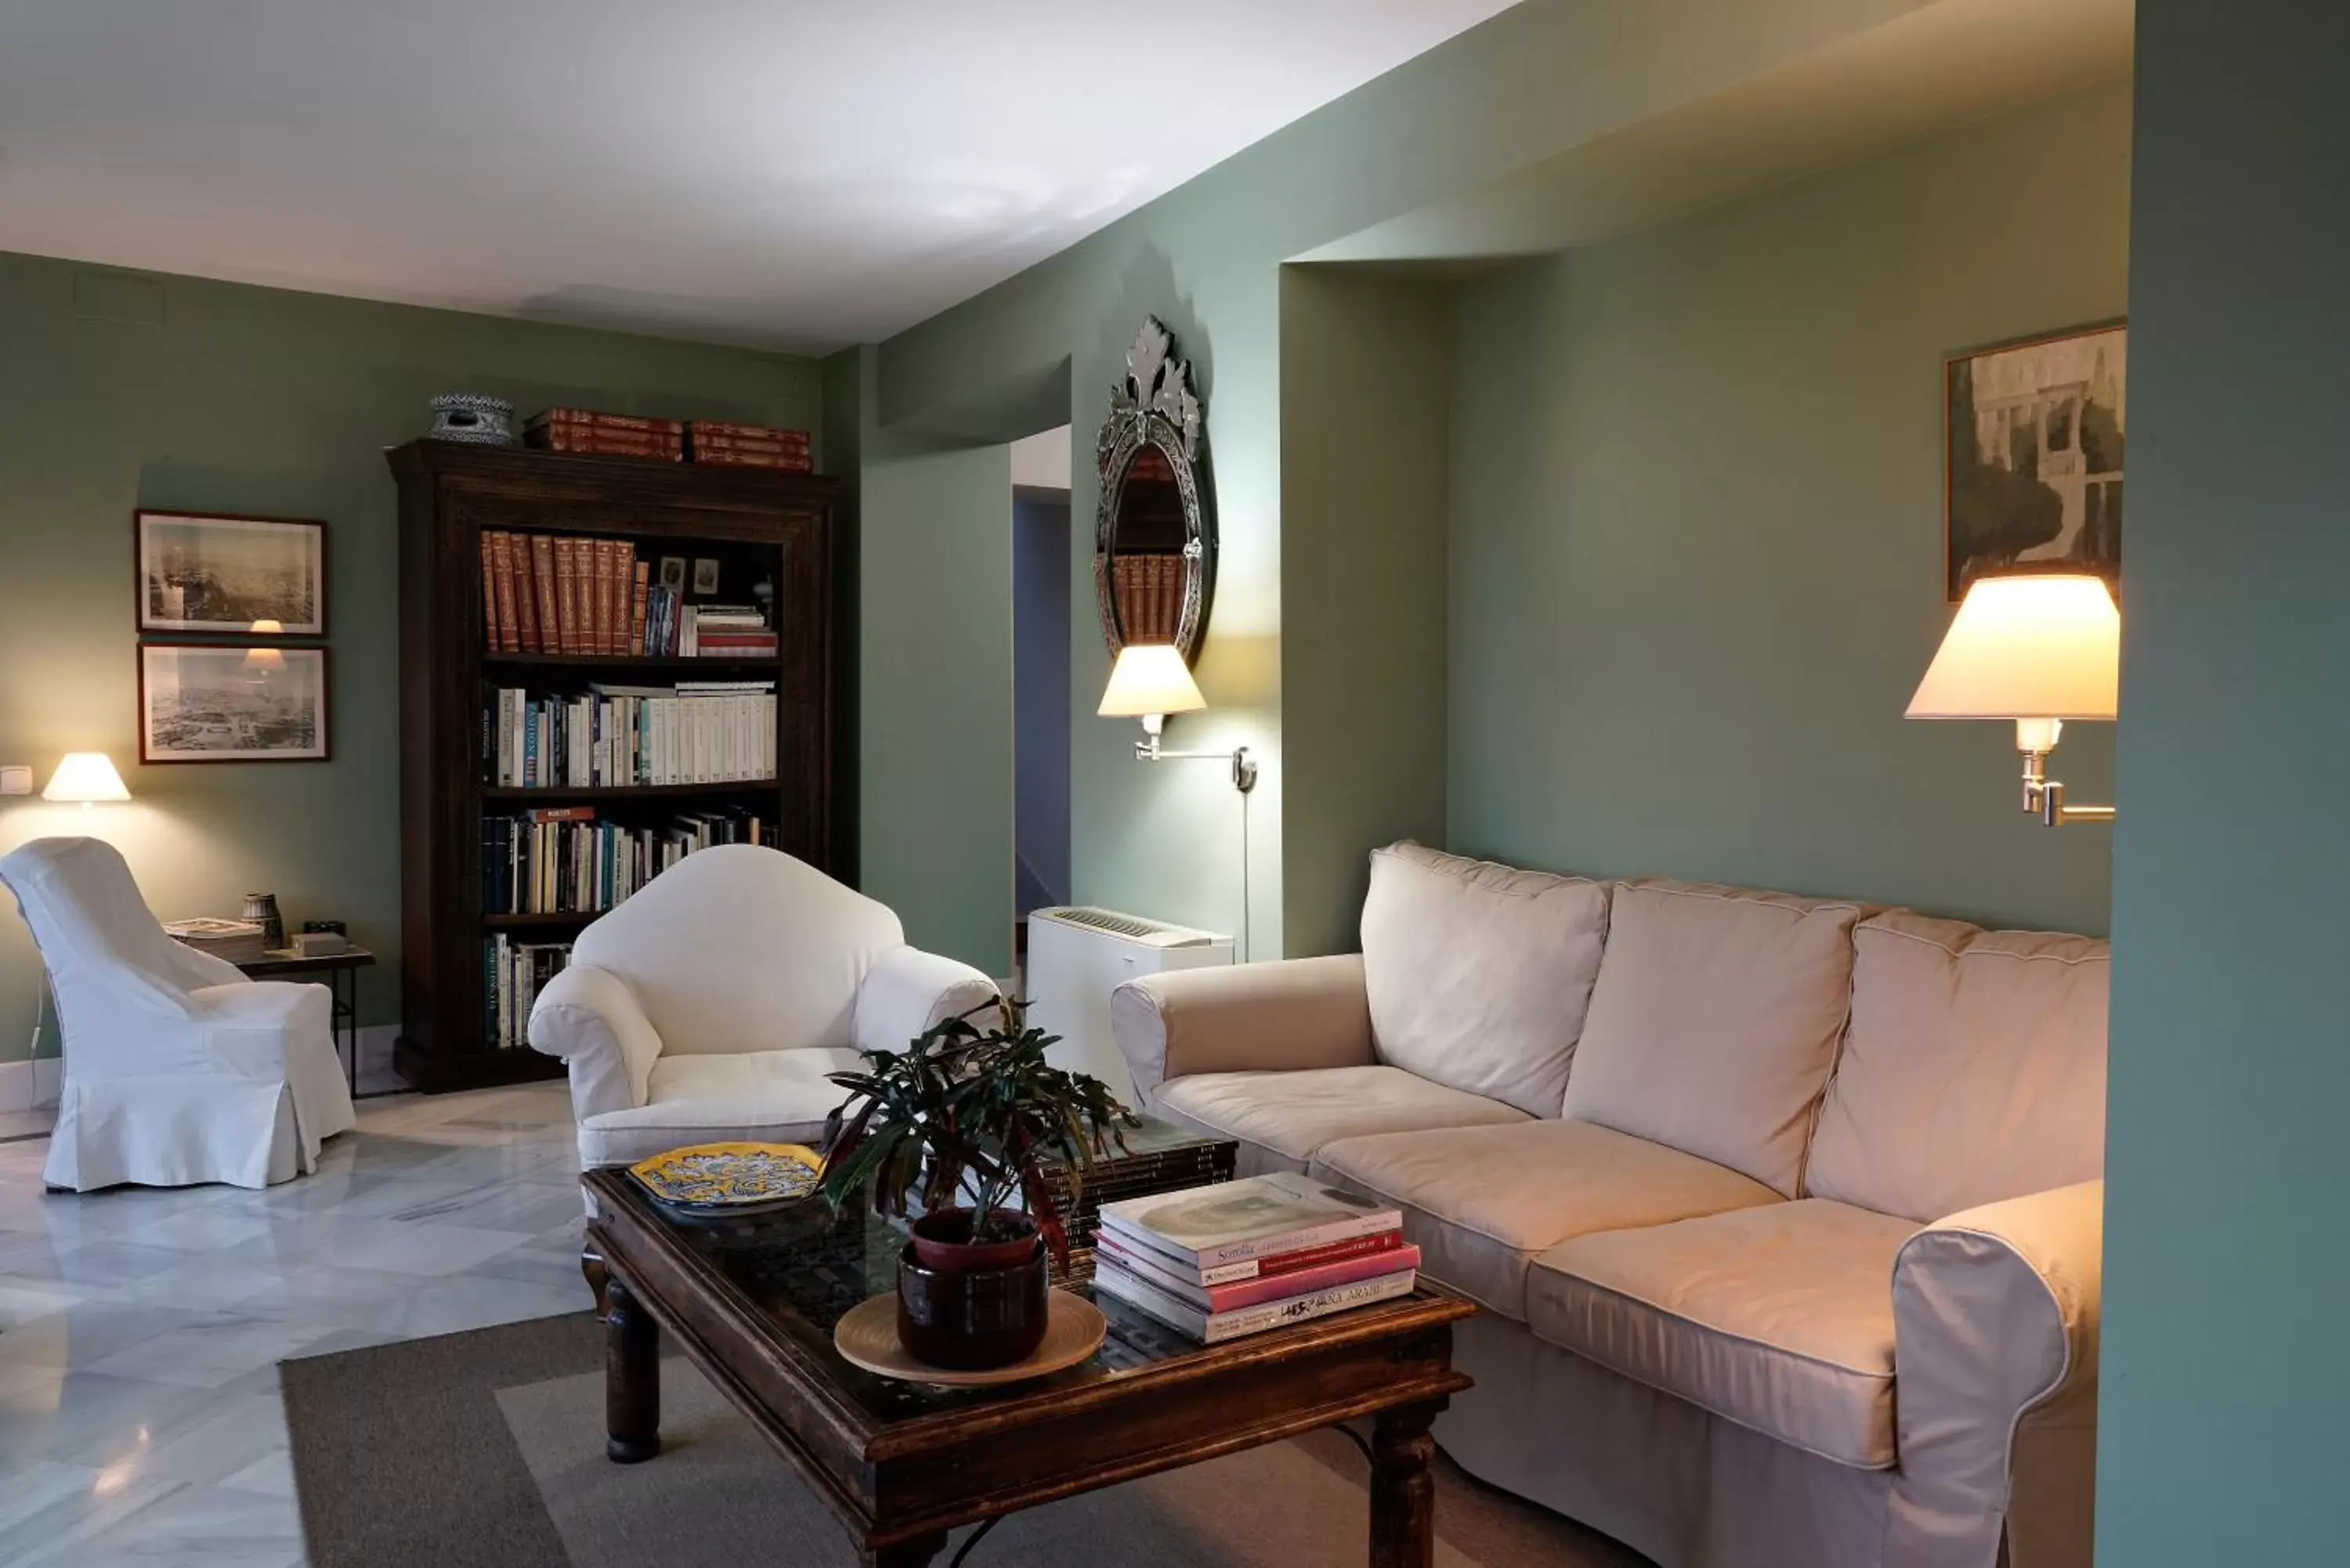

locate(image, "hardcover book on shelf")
[[1091, 1255, 1417, 1343], [529, 408, 685, 438], [1095, 1172, 1402, 1271], [530, 537, 559, 654]]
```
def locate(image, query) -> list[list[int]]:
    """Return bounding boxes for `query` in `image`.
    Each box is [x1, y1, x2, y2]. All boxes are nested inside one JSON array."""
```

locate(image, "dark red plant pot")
[[909, 1208, 1040, 1270], [895, 1237, 1050, 1371]]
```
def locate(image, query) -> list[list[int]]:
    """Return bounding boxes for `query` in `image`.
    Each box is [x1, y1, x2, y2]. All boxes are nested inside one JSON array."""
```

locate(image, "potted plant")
[[821, 999, 1137, 1370]]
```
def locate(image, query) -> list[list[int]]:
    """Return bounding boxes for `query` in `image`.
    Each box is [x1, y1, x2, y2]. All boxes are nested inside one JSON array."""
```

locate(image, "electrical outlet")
[[0, 766, 31, 796]]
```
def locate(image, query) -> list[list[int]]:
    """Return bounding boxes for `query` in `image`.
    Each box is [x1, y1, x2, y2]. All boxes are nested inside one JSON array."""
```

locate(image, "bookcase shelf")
[[481, 781, 783, 803], [481, 653, 785, 672], [390, 441, 840, 1094]]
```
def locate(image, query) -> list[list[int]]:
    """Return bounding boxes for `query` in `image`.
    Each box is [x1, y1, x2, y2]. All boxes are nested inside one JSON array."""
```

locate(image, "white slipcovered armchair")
[[528, 845, 999, 1169], [0, 836, 356, 1191]]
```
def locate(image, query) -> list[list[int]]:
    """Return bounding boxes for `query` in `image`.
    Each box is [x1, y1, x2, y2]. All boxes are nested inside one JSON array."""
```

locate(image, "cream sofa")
[[529, 846, 999, 1169], [1110, 844, 2104, 1568]]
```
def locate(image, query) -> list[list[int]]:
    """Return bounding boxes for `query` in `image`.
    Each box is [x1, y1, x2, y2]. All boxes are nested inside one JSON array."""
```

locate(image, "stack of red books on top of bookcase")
[[689, 420, 812, 471], [1090, 1172, 1417, 1343], [525, 408, 685, 461]]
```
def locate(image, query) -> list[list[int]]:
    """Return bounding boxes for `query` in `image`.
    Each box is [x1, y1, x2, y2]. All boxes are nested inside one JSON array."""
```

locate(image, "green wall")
[[1280, 266, 1452, 955], [863, 0, 1974, 959], [829, 349, 1017, 976], [2098, 2, 2350, 1559], [0, 251, 821, 1062], [1448, 81, 2129, 935]]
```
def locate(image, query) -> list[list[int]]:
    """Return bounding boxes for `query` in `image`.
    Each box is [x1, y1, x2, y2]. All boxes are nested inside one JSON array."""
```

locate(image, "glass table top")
[[671, 1201, 1211, 1423]]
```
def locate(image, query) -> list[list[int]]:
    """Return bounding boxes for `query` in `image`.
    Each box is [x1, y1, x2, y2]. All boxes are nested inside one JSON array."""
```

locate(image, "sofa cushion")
[[576, 1048, 862, 1167], [1360, 843, 1611, 1117], [1528, 1199, 1918, 1469], [1311, 1120, 1781, 1319], [1155, 1065, 1528, 1178], [1564, 880, 1867, 1195], [1807, 912, 2108, 1222]]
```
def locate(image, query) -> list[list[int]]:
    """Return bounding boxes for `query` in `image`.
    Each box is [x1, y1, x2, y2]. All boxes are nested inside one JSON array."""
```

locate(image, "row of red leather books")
[[520, 408, 811, 471], [479, 530, 650, 656]]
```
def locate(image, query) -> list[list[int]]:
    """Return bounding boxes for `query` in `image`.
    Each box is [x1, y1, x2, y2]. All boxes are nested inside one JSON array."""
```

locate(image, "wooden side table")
[[174, 938, 380, 1097]]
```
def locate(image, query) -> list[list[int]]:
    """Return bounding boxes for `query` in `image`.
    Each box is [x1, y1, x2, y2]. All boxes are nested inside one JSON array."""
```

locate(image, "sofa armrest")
[[1889, 1180, 2102, 1568], [853, 945, 1000, 1058], [528, 963, 664, 1122], [1110, 954, 1375, 1103]]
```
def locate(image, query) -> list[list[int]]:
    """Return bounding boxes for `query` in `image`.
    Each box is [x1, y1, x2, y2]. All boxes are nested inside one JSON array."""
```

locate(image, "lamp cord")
[[1238, 782, 1251, 964]]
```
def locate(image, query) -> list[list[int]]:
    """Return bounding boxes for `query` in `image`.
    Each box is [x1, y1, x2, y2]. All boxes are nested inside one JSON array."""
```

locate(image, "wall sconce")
[[43, 752, 132, 809], [1906, 573, 2118, 826], [1097, 643, 1256, 793]]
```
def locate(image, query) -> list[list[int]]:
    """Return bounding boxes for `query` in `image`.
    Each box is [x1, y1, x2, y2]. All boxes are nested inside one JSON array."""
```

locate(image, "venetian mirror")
[[1096, 317, 1214, 663]]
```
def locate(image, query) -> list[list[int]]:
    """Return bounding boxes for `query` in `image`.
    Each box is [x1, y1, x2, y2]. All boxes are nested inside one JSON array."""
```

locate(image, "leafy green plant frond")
[[819, 998, 1140, 1263]]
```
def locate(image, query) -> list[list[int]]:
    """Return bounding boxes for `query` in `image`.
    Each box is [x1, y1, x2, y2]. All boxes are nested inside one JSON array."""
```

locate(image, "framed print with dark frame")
[[139, 643, 330, 763], [136, 511, 327, 635], [1943, 320, 2125, 601]]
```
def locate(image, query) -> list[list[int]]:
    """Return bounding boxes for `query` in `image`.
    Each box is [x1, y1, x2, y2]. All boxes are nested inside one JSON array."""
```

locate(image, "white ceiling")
[[0, 1, 1517, 353]]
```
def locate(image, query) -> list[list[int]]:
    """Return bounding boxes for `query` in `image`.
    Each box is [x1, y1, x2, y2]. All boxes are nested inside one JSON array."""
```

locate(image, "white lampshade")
[[1098, 643, 1206, 719], [1906, 574, 2119, 722], [43, 752, 131, 804]]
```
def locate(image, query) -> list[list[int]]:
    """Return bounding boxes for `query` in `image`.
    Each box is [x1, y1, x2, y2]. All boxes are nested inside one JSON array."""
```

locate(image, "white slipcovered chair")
[[0, 836, 356, 1191], [528, 845, 999, 1169]]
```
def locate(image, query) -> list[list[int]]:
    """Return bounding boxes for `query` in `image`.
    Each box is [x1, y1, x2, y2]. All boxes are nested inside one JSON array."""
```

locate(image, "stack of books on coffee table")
[[1091, 1172, 1417, 1343]]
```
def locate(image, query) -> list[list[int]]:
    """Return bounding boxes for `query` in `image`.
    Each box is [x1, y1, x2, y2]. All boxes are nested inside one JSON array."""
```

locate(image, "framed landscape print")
[[139, 643, 330, 763], [136, 511, 327, 635], [1943, 321, 2125, 600]]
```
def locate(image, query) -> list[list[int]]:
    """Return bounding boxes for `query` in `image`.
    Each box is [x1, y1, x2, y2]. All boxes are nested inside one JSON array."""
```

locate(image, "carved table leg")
[[859, 1533, 947, 1566], [605, 1277, 661, 1463], [1368, 1400, 1442, 1568], [580, 1241, 610, 1319]]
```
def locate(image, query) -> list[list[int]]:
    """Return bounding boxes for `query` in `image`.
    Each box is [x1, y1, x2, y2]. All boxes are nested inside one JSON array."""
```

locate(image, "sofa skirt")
[[1437, 1310, 1895, 1568]]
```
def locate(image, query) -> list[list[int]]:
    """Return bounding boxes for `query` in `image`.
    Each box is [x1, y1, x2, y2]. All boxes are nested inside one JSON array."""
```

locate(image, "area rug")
[[282, 1311, 1650, 1567]]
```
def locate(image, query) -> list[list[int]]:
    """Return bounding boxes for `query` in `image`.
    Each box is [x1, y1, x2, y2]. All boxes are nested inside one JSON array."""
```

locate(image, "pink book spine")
[[1098, 1234, 1422, 1312]]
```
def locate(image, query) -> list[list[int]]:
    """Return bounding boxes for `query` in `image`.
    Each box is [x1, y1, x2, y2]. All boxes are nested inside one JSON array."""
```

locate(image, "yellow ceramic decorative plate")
[[628, 1142, 824, 1210]]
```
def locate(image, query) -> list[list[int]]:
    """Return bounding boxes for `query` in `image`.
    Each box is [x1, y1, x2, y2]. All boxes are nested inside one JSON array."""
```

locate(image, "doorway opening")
[[1010, 426, 1072, 989]]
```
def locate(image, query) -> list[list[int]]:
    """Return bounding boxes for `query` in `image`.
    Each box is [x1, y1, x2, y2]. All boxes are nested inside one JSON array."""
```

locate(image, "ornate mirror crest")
[[1096, 317, 1214, 664]]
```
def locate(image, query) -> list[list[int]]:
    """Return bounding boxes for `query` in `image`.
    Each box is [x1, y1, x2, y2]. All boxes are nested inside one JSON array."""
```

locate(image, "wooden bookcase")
[[387, 441, 839, 1093]]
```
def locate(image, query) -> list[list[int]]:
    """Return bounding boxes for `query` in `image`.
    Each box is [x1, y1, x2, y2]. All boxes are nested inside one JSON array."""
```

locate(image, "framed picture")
[[692, 558, 721, 594], [139, 643, 330, 763], [136, 511, 327, 635], [1943, 320, 2125, 600], [658, 557, 688, 593]]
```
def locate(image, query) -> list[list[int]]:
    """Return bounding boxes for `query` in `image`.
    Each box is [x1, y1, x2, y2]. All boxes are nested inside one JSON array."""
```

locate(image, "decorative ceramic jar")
[[428, 393, 517, 446], [240, 892, 285, 949]]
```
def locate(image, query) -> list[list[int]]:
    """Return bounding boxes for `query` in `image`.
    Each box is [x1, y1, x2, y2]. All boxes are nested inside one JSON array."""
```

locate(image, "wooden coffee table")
[[582, 1168, 1473, 1566]]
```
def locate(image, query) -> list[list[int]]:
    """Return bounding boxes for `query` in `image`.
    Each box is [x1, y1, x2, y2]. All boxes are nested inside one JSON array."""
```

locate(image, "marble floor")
[[0, 1082, 590, 1567]]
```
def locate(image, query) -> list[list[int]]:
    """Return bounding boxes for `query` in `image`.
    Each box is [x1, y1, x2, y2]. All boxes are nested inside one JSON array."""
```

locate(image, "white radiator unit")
[[1025, 906, 1233, 1107]]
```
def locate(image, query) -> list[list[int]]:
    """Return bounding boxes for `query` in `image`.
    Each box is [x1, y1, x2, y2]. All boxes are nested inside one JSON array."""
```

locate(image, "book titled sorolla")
[[1095, 1171, 1401, 1272], [1093, 1256, 1417, 1343]]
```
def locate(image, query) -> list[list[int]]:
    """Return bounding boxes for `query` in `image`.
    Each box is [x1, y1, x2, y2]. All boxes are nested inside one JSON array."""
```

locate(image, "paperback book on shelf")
[[482, 806, 768, 917], [1096, 1171, 1402, 1271], [483, 681, 777, 789], [483, 935, 572, 1050]]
